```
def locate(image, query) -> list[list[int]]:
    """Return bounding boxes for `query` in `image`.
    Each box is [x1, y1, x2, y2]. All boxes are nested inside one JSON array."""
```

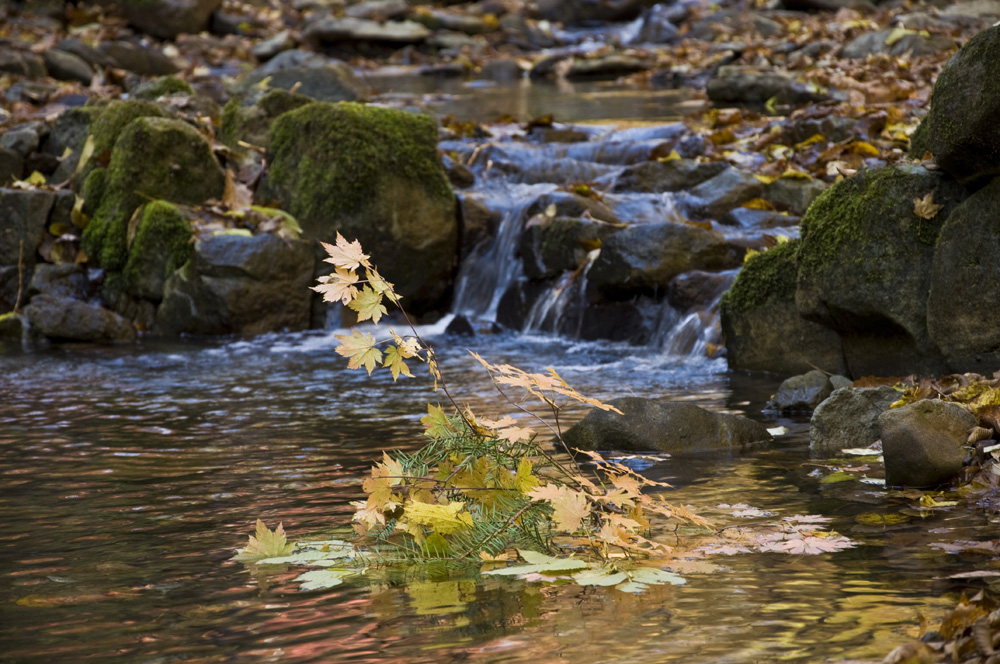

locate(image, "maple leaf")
[[348, 286, 388, 324], [383, 345, 414, 381], [913, 191, 944, 220], [528, 483, 590, 532], [372, 452, 405, 486], [421, 404, 454, 438], [335, 330, 382, 374], [513, 457, 541, 493], [321, 233, 370, 271], [390, 331, 421, 358], [312, 268, 359, 305], [400, 500, 474, 534], [365, 268, 396, 299], [233, 519, 295, 561]]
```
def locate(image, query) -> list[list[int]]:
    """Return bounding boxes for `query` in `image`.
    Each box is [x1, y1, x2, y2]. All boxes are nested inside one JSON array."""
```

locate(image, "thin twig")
[[13, 240, 25, 313]]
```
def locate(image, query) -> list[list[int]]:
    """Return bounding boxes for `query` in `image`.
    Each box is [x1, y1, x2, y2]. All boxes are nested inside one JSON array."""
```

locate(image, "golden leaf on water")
[[233, 519, 295, 561]]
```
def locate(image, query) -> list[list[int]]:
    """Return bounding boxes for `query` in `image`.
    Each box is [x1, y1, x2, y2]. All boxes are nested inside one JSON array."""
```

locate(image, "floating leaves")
[[296, 569, 355, 591], [232, 519, 295, 562], [483, 550, 684, 593]]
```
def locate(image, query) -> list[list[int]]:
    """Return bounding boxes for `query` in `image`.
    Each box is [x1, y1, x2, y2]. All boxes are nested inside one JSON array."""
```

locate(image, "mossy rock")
[[720, 240, 848, 375], [219, 88, 314, 150], [81, 167, 107, 219], [795, 163, 965, 375], [82, 116, 224, 271], [87, 99, 171, 163], [258, 101, 457, 312], [926, 24, 1000, 189], [123, 200, 193, 300]]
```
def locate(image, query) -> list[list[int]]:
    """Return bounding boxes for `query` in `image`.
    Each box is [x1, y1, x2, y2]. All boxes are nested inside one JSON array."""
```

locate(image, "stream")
[[0, 81, 994, 664]]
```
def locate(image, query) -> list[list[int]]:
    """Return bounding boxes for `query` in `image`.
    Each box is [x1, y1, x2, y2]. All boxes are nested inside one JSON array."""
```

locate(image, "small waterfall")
[[523, 249, 600, 335], [452, 182, 557, 318]]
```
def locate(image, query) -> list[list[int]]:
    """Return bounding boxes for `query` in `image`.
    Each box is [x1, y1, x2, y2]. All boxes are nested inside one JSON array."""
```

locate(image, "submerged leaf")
[[482, 549, 588, 576], [296, 569, 354, 591]]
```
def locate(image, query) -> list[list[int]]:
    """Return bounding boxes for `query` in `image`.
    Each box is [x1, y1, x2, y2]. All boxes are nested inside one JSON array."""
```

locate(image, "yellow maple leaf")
[[383, 345, 414, 381], [234, 519, 295, 561], [348, 286, 388, 324], [514, 457, 541, 493], [335, 329, 382, 374], [400, 500, 474, 534], [528, 483, 590, 532], [421, 404, 454, 438], [312, 267, 359, 305], [372, 451, 405, 486], [913, 191, 944, 220], [320, 232, 370, 271], [365, 268, 396, 299]]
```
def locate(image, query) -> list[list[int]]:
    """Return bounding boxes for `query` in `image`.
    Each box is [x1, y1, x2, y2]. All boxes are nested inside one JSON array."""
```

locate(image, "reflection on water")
[[0, 332, 989, 663]]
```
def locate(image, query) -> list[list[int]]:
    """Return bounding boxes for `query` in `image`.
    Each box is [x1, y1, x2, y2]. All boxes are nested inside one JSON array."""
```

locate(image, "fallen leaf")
[[913, 191, 944, 220]]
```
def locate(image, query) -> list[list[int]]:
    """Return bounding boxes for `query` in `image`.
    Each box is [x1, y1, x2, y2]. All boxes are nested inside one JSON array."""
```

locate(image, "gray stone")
[[588, 222, 745, 301], [0, 188, 56, 267], [0, 49, 46, 78], [519, 216, 613, 280], [55, 38, 119, 70], [97, 41, 179, 76], [667, 270, 734, 311], [219, 88, 314, 150], [830, 375, 853, 390], [122, 0, 223, 39], [251, 30, 297, 62], [810, 386, 899, 454], [564, 397, 773, 453], [879, 399, 974, 487], [927, 177, 1000, 372], [768, 370, 833, 413], [304, 17, 432, 44], [345, 0, 409, 20], [686, 167, 766, 221], [24, 294, 136, 343], [536, 0, 656, 24], [27, 263, 88, 300], [43, 107, 99, 159], [612, 159, 727, 193], [625, 4, 681, 44], [0, 126, 41, 159], [706, 66, 830, 106], [41, 50, 94, 85], [566, 55, 654, 80], [841, 29, 956, 59], [796, 163, 966, 376], [233, 49, 366, 103], [0, 147, 23, 184], [158, 233, 315, 335], [925, 25, 1000, 189], [763, 176, 828, 216]]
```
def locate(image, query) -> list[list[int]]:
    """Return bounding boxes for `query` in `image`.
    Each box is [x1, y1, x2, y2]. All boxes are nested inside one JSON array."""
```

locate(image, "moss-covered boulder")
[[926, 24, 1000, 189], [82, 116, 224, 271], [587, 221, 744, 302], [927, 177, 1000, 372], [87, 100, 170, 165], [131, 75, 195, 100], [795, 163, 965, 376], [158, 232, 314, 335], [258, 102, 457, 312], [122, 201, 192, 300], [720, 240, 847, 375], [219, 88, 313, 150]]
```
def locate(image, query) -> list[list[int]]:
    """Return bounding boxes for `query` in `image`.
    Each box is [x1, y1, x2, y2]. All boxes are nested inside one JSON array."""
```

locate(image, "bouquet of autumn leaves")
[[308, 234, 707, 574]]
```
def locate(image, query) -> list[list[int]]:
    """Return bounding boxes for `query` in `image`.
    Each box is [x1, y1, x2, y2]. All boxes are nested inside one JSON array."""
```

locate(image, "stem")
[[455, 501, 535, 560], [13, 240, 24, 313]]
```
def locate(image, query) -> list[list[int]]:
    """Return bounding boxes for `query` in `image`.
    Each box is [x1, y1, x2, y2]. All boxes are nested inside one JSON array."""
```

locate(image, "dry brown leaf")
[[913, 191, 944, 220]]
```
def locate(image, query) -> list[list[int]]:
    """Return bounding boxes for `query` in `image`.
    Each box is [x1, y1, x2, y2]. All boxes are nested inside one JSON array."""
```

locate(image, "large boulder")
[[767, 370, 833, 413], [563, 397, 773, 453], [23, 294, 136, 343], [810, 386, 899, 455], [158, 233, 315, 335], [927, 177, 1000, 372], [587, 222, 744, 301], [612, 158, 726, 193], [121, 0, 223, 39], [720, 240, 848, 375], [878, 399, 974, 488], [519, 215, 612, 280], [122, 201, 193, 301], [925, 24, 1000, 189], [257, 102, 457, 313], [796, 163, 966, 376], [82, 116, 225, 271]]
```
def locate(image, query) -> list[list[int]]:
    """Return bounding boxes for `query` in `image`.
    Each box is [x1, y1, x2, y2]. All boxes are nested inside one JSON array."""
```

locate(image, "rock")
[[304, 17, 432, 45], [686, 167, 766, 221], [158, 232, 314, 335], [410, 8, 493, 34], [577, 300, 658, 343], [563, 397, 773, 453], [526, 191, 619, 224], [41, 49, 94, 84], [536, 0, 657, 24], [479, 58, 523, 81], [85, 100, 171, 168], [457, 193, 501, 262], [588, 222, 745, 301], [445, 313, 475, 336], [795, 163, 966, 376], [763, 175, 828, 216], [0, 125, 42, 158], [879, 399, 974, 487], [720, 239, 849, 375], [442, 152, 474, 189], [612, 159, 727, 193], [219, 88, 313, 150], [123, 201, 193, 300], [927, 177, 1000, 372], [767, 370, 833, 413], [0, 265, 31, 313], [519, 215, 612, 280], [82, 116, 225, 271], [0, 311, 31, 342], [232, 49, 366, 103], [810, 386, 899, 455], [566, 55, 654, 80], [346, 0, 409, 20], [97, 41, 179, 76], [706, 66, 830, 106], [251, 30, 297, 62], [131, 76, 195, 100], [24, 294, 136, 343], [0, 49, 46, 78], [55, 38, 119, 71], [925, 25, 1000, 189], [783, 115, 857, 145], [258, 102, 457, 313], [0, 188, 55, 268], [625, 4, 682, 44], [0, 147, 23, 184], [121, 0, 223, 39], [27, 263, 89, 300], [667, 270, 734, 310], [43, 106, 100, 177], [840, 29, 956, 59]]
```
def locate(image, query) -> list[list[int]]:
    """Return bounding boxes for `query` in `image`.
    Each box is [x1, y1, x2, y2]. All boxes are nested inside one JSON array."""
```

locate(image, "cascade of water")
[[523, 249, 600, 335], [452, 182, 557, 318]]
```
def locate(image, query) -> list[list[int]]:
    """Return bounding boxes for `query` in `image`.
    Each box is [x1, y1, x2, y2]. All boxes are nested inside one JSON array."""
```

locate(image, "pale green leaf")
[[348, 286, 388, 324], [628, 567, 686, 586], [383, 345, 414, 381], [482, 550, 588, 576], [296, 569, 354, 590], [572, 567, 628, 586]]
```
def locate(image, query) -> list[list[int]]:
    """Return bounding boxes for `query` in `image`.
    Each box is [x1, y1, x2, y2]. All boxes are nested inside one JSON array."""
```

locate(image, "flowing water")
[[1, 83, 994, 664]]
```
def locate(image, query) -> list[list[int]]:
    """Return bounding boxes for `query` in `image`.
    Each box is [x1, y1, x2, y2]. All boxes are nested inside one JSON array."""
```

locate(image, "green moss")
[[88, 99, 169, 159], [132, 76, 195, 100], [123, 200, 192, 299], [907, 116, 930, 159], [262, 102, 453, 224], [721, 238, 800, 315], [219, 89, 312, 149], [81, 167, 107, 219], [82, 117, 224, 271]]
